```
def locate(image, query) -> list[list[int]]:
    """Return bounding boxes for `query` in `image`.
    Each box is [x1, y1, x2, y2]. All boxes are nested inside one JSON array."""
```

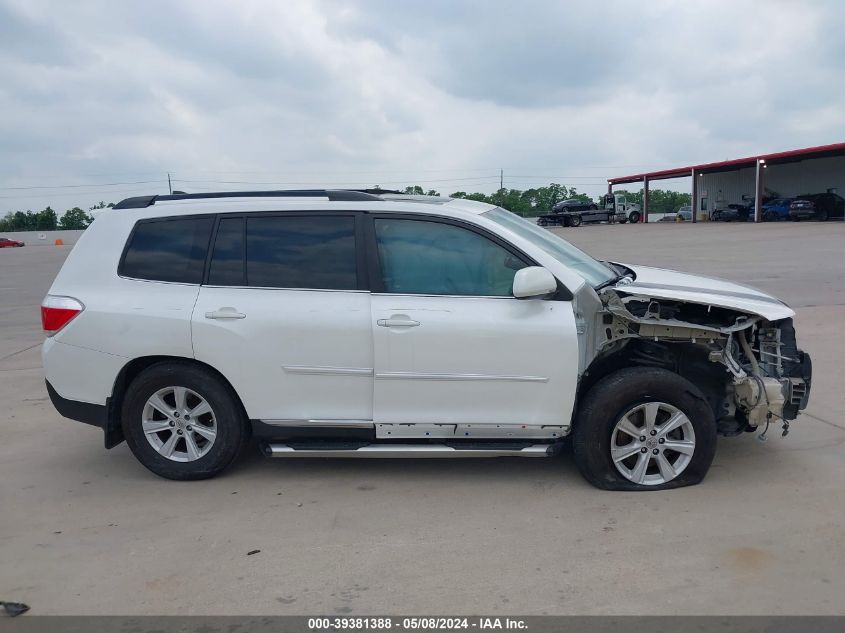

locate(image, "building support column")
[[642, 176, 649, 223], [755, 160, 764, 223], [691, 169, 698, 223]]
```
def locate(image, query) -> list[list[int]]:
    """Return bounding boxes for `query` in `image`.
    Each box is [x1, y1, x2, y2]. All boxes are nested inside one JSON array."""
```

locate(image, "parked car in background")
[[789, 193, 845, 221], [760, 198, 793, 221], [676, 206, 693, 221], [551, 199, 598, 214], [538, 198, 620, 227], [0, 237, 25, 247], [713, 203, 752, 222]]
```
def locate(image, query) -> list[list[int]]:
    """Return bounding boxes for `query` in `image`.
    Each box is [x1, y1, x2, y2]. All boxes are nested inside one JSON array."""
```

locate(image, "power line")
[[172, 176, 502, 186], [0, 180, 166, 191]]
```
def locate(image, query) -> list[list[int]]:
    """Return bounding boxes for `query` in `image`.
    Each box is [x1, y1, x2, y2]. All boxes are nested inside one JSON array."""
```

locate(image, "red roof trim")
[[609, 141, 845, 185]]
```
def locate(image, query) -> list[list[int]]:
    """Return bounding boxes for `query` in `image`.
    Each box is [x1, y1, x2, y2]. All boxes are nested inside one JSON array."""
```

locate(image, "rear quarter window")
[[120, 216, 214, 284]]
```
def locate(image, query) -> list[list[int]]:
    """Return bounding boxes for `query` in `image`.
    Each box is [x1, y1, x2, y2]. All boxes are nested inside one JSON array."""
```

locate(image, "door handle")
[[205, 307, 246, 320], [377, 318, 420, 328]]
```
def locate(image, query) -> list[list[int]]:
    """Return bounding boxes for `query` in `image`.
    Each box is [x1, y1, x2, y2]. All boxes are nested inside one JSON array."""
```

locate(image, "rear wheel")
[[122, 362, 248, 480], [572, 368, 717, 491], [569, 214, 583, 227]]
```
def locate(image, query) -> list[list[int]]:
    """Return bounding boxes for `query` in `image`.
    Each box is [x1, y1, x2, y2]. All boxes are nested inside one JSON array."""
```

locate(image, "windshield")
[[483, 207, 616, 287]]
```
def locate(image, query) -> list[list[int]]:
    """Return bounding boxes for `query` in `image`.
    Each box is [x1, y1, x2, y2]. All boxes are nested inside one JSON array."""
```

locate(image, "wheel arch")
[[575, 340, 728, 431], [105, 355, 248, 449]]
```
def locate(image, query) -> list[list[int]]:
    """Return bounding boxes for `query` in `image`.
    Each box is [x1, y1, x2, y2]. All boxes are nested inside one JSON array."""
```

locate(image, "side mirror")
[[512, 266, 557, 298]]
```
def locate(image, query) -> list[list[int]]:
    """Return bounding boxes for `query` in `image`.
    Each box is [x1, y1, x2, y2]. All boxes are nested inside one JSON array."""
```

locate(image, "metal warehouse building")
[[608, 142, 845, 222]]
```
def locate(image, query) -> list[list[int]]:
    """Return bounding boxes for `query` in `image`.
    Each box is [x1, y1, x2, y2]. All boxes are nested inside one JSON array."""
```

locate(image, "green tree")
[[402, 185, 440, 197], [613, 188, 691, 216], [37, 206, 58, 230], [59, 207, 93, 230]]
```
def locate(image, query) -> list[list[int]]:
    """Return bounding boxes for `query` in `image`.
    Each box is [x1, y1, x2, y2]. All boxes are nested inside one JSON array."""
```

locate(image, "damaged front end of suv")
[[581, 269, 812, 439]]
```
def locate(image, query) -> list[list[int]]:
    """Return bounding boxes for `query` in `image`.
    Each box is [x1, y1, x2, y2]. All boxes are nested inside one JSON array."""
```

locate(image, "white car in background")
[[42, 190, 812, 490]]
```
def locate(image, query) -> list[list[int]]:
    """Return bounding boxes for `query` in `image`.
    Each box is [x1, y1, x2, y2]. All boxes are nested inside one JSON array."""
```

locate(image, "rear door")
[[368, 214, 578, 427], [191, 212, 373, 423]]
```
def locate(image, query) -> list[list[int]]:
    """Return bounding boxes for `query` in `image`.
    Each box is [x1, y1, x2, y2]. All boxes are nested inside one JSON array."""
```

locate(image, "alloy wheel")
[[142, 386, 218, 462], [610, 402, 696, 486]]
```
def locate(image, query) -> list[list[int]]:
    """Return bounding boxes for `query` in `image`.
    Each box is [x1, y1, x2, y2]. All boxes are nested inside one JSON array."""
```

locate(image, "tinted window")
[[246, 216, 357, 289], [121, 217, 213, 283], [208, 217, 245, 286], [374, 219, 527, 296]]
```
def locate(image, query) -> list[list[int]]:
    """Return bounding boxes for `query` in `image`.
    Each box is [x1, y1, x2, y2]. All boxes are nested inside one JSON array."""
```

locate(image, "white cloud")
[[1, 0, 843, 213]]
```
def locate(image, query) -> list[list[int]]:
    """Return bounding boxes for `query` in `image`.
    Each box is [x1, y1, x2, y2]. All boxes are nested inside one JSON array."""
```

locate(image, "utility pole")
[[500, 168, 503, 191], [167, 172, 172, 194]]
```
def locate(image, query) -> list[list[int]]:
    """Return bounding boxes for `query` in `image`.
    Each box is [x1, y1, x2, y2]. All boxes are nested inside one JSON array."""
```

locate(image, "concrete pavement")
[[1, 222, 843, 615]]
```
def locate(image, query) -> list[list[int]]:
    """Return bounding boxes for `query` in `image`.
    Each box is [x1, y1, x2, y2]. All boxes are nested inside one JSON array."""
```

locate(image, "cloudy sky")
[[1, 0, 844, 214]]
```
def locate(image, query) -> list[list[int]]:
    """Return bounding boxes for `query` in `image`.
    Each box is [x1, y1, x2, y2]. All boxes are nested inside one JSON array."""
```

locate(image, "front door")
[[368, 215, 578, 427]]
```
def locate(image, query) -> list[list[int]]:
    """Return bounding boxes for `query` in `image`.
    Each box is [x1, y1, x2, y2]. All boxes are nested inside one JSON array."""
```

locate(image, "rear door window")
[[120, 216, 214, 284], [207, 217, 245, 286], [244, 215, 358, 290]]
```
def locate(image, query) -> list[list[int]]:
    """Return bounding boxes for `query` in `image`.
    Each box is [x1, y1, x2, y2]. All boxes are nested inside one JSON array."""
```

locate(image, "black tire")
[[538, 217, 548, 226], [818, 209, 829, 221], [572, 367, 717, 491], [628, 211, 641, 224], [763, 211, 777, 222], [569, 214, 583, 227], [711, 211, 721, 222], [122, 361, 249, 480]]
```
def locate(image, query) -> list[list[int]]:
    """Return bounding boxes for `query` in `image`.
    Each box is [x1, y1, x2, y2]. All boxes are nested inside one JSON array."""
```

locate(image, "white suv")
[[42, 190, 812, 490]]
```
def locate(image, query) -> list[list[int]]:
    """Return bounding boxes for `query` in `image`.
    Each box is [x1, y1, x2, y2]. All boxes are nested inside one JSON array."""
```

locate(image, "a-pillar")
[[755, 160, 765, 222], [642, 176, 649, 223]]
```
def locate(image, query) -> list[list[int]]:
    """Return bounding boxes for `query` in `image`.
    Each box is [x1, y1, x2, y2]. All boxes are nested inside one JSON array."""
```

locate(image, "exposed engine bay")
[[588, 287, 813, 437]]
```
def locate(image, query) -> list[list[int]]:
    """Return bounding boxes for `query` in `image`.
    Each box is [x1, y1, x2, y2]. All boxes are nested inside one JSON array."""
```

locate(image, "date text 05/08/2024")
[[308, 617, 528, 630]]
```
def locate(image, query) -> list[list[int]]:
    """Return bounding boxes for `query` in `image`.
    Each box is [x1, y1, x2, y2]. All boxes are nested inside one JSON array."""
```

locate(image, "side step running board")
[[264, 443, 553, 458]]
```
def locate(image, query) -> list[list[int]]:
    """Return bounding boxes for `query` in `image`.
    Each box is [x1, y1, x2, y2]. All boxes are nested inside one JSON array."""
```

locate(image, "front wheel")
[[628, 211, 641, 224], [572, 367, 717, 491], [818, 209, 829, 221], [122, 362, 249, 480]]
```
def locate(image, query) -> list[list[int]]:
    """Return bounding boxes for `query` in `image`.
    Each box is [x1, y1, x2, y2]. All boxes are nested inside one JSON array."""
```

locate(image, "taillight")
[[41, 296, 84, 336]]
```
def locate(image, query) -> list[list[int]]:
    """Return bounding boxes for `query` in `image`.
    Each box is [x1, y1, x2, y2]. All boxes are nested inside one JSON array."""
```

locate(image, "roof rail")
[[113, 195, 159, 209], [112, 189, 385, 209]]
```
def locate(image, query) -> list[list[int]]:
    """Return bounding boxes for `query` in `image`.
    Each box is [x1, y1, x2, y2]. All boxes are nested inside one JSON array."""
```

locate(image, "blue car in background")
[[761, 198, 793, 221]]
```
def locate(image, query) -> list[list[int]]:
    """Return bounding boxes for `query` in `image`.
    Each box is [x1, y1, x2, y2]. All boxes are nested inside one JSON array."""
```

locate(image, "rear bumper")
[[45, 379, 124, 448], [46, 380, 106, 427]]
